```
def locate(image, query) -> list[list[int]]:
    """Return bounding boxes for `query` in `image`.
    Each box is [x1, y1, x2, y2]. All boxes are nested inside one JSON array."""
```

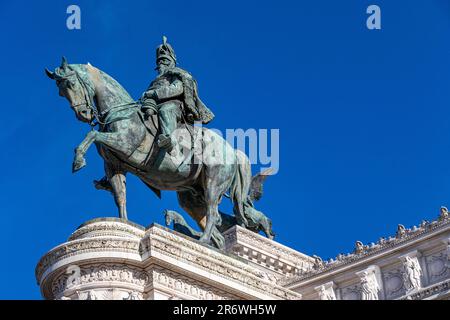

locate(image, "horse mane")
[[70, 64, 135, 104]]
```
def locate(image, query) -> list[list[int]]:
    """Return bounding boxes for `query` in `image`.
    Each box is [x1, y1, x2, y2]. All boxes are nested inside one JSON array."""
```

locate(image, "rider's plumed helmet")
[[156, 36, 177, 65]]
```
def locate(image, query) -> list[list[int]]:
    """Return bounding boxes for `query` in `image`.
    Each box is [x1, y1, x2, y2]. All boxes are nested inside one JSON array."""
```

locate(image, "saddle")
[[134, 109, 203, 188]]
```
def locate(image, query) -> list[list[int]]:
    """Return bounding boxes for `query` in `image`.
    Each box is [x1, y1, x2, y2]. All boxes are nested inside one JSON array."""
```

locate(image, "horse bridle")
[[66, 68, 136, 126]]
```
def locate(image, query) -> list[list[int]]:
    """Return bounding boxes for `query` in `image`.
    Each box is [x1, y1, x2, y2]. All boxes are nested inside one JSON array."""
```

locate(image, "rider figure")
[[140, 36, 214, 152], [94, 37, 214, 191]]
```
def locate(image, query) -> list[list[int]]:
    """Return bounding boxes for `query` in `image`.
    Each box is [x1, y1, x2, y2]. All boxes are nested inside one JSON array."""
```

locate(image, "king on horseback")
[[140, 36, 214, 153], [45, 37, 275, 248]]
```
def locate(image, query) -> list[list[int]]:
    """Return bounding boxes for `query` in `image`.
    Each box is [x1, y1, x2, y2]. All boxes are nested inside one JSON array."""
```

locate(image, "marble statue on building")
[[316, 284, 336, 300], [403, 256, 422, 292], [359, 271, 380, 300]]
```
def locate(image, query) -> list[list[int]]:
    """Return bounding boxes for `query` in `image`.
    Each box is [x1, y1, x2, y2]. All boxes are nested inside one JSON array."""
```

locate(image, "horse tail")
[[229, 150, 252, 225]]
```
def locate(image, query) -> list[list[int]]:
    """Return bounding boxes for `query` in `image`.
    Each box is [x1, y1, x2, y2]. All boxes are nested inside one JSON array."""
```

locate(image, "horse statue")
[[45, 57, 273, 248]]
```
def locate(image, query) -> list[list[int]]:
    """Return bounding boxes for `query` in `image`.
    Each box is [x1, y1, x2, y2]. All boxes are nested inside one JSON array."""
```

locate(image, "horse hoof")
[[72, 158, 86, 173]]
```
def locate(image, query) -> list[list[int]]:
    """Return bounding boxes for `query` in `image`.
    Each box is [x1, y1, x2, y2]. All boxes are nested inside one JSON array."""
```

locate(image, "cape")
[[165, 67, 215, 124]]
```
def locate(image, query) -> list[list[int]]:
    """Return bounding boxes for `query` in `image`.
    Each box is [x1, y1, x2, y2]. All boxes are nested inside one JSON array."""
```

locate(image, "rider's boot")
[[157, 102, 181, 155]]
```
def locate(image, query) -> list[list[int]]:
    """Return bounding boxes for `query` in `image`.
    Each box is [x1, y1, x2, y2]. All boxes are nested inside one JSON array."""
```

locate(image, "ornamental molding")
[[145, 226, 271, 280], [340, 284, 362, 300], [69, 220, 145, 240], [426, 252, 449, 283], [143, 225, 301, 300], [224, 226, 314, 274], [36, 237, 140, 284], [36, 220, 302, 300], [402, 279, 450, 300], [70, 289, 143, 300], [52, 263, 148, 298], [285, 215, 450, 286], [150, 268, 238, 300], [383, 268, 406, 299]]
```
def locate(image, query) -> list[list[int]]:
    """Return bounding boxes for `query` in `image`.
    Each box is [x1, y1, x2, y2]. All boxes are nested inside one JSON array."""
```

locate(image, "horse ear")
[[45, 68, 55, 79], [61, 56, 68, 70]]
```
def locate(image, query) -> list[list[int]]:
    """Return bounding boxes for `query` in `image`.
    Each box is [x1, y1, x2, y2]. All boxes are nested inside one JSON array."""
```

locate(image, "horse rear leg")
[[197, 168, 230, 245], [177, 190, 225, 249], [105, 163, 128, 220]]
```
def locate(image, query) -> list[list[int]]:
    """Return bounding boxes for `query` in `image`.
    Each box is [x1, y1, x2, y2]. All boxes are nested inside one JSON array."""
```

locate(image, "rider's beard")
[[158, 66, 167, 74], [157, 62, 173, 75]]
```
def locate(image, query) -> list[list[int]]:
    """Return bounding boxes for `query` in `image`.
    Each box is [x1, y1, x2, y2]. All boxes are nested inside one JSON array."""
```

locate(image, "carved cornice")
[[144, 226, 301, 300], [69, 221, 145, 240], [285, 215, 450, 286], [224, 226, 314, 273], [35, 237, 140, 285], [402, 279, 450, 300]]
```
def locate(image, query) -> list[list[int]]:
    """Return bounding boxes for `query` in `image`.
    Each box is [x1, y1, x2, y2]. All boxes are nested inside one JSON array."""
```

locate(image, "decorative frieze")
[[287, 207, 450, 300], [150, 268, 238, 300], [403, 279, 450, 300], [383, 268, 406, 299], [340, 285, 361, 300], [51, 263, 148, 297], [35, 237, 141, 284], [425, 251, 449, 284], [287, 207, 450, 284]]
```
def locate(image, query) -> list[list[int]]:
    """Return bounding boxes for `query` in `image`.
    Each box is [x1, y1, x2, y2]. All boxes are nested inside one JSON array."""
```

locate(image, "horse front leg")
[[73, 130, 138, 173], [73, 130, 97, 173]]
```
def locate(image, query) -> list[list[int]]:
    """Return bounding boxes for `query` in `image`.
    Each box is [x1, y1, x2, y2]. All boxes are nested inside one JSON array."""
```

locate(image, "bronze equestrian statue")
[[45, 37, 274, 249]]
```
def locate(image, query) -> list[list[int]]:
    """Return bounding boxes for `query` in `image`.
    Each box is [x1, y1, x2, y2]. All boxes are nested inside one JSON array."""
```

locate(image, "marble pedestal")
[[35, 218, 311, 300]]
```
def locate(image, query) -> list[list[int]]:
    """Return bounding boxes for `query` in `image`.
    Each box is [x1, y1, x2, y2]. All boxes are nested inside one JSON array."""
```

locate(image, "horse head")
[[46, 57, 95, 124]]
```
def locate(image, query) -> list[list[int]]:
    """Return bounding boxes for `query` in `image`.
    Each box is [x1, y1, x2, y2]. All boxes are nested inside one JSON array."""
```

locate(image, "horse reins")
[[70, 69, 137, 127]]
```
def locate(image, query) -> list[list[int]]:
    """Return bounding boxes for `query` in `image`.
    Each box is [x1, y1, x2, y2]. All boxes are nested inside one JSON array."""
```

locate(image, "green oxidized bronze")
[[45, 37, 274, 249]]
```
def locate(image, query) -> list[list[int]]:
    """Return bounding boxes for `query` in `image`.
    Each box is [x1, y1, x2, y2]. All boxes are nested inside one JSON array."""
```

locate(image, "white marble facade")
[[35, 218, 305, 300], [36, 207, 450, 300], [285, 208, 450, 300]]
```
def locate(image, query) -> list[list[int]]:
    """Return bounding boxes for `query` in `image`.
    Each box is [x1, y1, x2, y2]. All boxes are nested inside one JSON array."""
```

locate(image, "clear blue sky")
[[1, 0, 450, 299]]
